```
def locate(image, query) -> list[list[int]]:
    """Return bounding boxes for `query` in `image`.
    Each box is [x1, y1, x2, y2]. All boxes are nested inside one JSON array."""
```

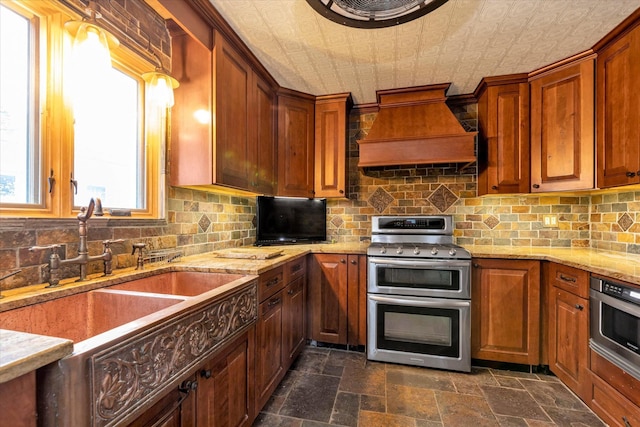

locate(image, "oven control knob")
[[396, 247, 403, 254], [380, 247, 386, 254], [431, 247, 438, 255], [449, 248, 457, 256], [413, 247, 420, 255]]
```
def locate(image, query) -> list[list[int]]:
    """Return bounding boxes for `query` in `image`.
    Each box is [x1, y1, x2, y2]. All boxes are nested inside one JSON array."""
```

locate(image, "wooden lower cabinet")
[[255, 258, 308, 413], [588, 372, 640, 427], [308, 254, 366, 346], [471, 259, 541, 364], [126, 379, 197, 427], [546, 263, 590, 400], [255, 289, 284, 411], [196, 329, 254, 427]]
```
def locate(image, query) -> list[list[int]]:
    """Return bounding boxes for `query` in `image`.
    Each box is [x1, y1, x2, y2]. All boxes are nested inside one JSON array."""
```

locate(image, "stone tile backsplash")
[[1, 104, 638, 292]]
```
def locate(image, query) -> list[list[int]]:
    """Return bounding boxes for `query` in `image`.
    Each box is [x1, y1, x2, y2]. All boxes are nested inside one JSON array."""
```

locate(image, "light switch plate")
[[542, 214, 558, 228]]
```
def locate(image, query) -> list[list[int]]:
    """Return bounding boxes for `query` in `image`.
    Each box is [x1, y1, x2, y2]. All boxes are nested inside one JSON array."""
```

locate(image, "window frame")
[[0, 0, 164, 219]]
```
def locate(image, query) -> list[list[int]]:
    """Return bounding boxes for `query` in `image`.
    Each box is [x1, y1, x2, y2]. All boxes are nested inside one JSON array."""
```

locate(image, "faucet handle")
[[132, 242, 146, 270], [29, 244, 61, 255], [102, 239, 125, 250]]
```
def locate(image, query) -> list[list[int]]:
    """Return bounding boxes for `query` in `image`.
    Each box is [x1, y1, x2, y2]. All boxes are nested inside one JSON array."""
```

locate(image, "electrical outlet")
[[542, 214, 558, 228]]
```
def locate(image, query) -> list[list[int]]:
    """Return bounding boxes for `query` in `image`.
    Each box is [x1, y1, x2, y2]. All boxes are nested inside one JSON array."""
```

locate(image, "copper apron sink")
[[1, 271, 258, 427], [107, 271, 245, 296]]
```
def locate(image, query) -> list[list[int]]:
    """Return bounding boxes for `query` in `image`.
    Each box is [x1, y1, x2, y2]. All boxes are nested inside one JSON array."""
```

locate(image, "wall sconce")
[[64, 4, 119, 101], [142, 55, 179, 108]]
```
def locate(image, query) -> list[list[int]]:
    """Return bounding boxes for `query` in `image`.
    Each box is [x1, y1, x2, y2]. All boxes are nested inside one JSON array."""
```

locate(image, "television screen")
[[255, 196, 327, 245]]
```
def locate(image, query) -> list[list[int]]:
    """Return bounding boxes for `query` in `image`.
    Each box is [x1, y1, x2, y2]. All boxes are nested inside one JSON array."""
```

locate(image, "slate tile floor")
[[253, 346, 605, 427]]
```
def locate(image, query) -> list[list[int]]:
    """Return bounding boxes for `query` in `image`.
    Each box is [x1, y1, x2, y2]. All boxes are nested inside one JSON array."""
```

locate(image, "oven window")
[[377, 266, 460, 291], [602, 303, 640, 355], [377, 304, 460, 357]]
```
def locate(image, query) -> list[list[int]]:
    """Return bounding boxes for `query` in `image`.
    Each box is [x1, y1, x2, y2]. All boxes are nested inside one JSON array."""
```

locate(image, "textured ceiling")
[[208, 0, 640, 104]]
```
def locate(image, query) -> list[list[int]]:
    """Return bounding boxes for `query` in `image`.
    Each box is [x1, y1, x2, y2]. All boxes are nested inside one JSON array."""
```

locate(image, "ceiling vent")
[[357, 84, 477, 168], [306, 0, 449, 28]]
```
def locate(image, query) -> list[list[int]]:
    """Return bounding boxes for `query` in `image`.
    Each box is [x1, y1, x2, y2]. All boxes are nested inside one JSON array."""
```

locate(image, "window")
[[0, 1, 163, 218], [0, 4, 40, 206]]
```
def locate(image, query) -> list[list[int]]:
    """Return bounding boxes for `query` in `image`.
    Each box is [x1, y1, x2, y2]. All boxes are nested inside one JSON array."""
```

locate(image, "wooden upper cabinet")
[[169, 26, 277, 194], [529, 56, 595, 192], [314, 93, 352, 198], [277, 90, 315, 197], [215, 33, 252, 189], [596, 18, 640, 188], [475, 75, 530, 195], [253, 74, 277, 195]]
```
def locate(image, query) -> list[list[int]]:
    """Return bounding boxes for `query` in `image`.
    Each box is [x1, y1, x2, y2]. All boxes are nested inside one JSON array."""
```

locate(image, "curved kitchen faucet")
[[29, 198, 123, 287]]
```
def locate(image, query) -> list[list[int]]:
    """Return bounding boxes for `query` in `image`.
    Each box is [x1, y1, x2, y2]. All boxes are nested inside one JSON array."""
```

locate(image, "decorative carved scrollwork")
[[91, 285, 257, 427]]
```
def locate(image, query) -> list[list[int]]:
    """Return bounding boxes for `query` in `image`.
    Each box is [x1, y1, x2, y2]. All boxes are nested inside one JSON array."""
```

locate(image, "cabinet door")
[[596, 23, 640, 188], [252, 74, 277, 194], [214, 32, 252, 189], [471, 259, 540, 364], [277, 93, 315, 197], [196, 330, 253, 427], [127, 378, 197, 427], [169, 31, 213, 186], [255, 290, 284, 411], [347, 254, 367, 347], [476, 80, 530, 195], [283, 275, 306, 368], [530, 58, 595, 192], [588, 373, 640, 427], [308, 254, 348, 344], [548, 287, 588, 399], [314, 94, 351, 198]]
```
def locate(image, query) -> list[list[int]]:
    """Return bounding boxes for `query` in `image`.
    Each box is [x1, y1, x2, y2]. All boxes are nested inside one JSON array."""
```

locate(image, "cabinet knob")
[[473, 263, 480, 268], [532, 184, 540, 189], [350, 259, 357, 265], [339, 189, 344, 194], [626, 171, 636, 178], [340, 259, 346, 263], [491, 185, 498, 190], [200, 369, 212, 379], [179, 380, 198, 393], [575, 304, 584, 311]]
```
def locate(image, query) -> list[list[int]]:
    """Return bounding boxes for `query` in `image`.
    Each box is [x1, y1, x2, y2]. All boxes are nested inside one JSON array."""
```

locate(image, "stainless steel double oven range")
[[367, 215, 472, 373]]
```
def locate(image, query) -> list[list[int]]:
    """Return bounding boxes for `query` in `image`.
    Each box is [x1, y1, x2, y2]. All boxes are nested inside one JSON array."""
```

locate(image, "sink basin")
[[107, 271, 246, 296], [0, 289, 186, 343]]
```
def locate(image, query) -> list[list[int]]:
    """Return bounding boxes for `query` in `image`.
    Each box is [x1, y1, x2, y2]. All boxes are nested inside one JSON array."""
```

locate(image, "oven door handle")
[[368, 258, 471, 269], [590, 289, 640, 317], [369, 294, 471, 308]]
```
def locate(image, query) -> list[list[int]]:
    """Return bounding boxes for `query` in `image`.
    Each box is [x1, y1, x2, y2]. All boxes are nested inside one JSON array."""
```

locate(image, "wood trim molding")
[[592, 6, 640, 51], [528, 50, 596, 80]]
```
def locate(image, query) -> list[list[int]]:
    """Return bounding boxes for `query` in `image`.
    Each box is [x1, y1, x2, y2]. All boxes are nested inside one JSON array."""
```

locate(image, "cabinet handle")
[[350, 259, 357, 265], [287, 288, 295, 295], [340, 259, 346, 264], [491, 185, 498, 190], [266, 277, 279, 287], [291, 263, 302, 273], [200, 369, 212, 379], [268, 297, 281, 307], [179, 380, 198, 393], [622, 416, 631, 427], [626, 171, 636, 178], [559, 274, 576, 283], [532, 184, 540, 189], [575, 304, 584, 311]]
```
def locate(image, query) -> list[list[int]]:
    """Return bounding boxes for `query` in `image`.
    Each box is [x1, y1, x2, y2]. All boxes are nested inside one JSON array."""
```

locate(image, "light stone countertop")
[[0, 329, 72, 383], [1, 241, 639, 386]]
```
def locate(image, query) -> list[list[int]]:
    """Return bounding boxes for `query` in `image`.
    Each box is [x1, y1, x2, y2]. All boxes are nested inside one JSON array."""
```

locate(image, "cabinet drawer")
[[590, 349, 640, 407], [258, 266, 284, 302], [548, 263, 589, 298], [588, 372, 640, 427], [284, 257, 307, 283]]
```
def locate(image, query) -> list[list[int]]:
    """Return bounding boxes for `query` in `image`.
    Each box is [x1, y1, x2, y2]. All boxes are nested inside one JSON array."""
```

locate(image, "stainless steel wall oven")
[[590, 276, 640, 381], [367, 216, 472, 372]]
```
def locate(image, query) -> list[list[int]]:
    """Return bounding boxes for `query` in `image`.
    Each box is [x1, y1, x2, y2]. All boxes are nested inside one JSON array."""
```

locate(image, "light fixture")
[[64, 4, 119, 101], [306, 0, 449, 28], [142, 55, 180, 109]]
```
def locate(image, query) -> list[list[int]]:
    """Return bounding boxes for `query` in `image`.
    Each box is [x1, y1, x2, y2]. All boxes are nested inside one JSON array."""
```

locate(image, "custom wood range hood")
[[357, 84, 477, 168]]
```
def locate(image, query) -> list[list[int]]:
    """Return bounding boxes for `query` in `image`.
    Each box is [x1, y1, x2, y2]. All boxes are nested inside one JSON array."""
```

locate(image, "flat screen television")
[[255, 196, 327, 245]]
